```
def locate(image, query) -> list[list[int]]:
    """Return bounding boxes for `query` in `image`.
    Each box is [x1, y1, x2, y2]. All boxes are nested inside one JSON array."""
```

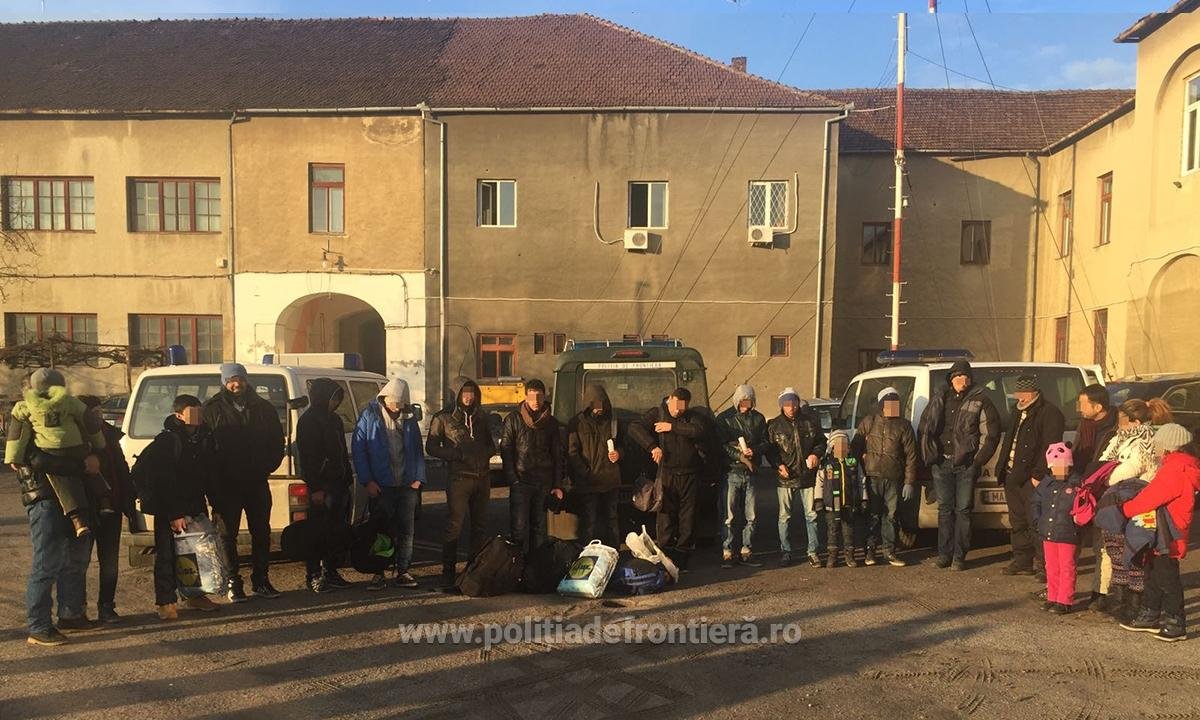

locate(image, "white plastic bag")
[[173, 515, 230, 598], [557, 540, 620, 599], [625, 524, 680, 582]]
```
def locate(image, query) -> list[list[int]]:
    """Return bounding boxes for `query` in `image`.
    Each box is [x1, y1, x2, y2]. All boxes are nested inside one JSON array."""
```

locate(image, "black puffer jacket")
[[852, 410, 919, 485], [996, 393, 1065, 487], [629, 400, 707, 473], [501, 403, 563, 487], [295, 378, 353, 495], [202, 386, 286, 489], [426, 376, 495, 479], [765, 410, 827, 489], [917, 361, 1001, 469], [567, 384, 623, 494]]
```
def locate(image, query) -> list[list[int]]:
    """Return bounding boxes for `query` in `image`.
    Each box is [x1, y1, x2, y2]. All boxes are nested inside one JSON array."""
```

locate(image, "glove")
[[901, 484, 915, 502]]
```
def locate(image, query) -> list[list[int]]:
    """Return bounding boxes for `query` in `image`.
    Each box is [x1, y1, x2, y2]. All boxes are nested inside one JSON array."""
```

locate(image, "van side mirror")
[[287, 397, 310, 410]]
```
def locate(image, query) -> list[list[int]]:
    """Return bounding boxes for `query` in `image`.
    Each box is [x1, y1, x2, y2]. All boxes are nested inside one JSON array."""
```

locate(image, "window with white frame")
[[478, 180, 516, 227], [1184, 75, 1200, 175], [628, 181, 667, 228], [748, 180, 788, 229]]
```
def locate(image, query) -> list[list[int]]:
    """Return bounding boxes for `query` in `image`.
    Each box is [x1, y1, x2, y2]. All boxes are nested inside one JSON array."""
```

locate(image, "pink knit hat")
[[1045, 442, 1073, 467]]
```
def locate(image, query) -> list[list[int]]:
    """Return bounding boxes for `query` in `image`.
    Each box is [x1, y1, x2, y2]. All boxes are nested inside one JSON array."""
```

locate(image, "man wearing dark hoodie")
[[353, 378, 426, 590], [296, 378, 355, 593], [501, 379, 564, 554], [715, 384, 768, 568], [204, 362, 286, 602], [851, 386, 919, 567], [567, 384, 624, 548], [630, 387, 707, 569], [917, 360, 1001, 570], [427, 375, 495, 589]]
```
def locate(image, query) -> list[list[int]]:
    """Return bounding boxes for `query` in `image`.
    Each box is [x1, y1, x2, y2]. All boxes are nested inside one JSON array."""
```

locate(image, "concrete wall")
[[829, 154, 1036, 393], [423, 110, 839, 412]]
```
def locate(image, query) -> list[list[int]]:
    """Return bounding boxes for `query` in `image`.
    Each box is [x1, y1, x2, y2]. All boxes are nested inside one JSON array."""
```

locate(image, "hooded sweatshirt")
[[295, 378, 353, 495], [715, 384, 768, 475], [916, 360, 1001, 469], [426, 376, 495, 479], [5, 385, 105, 464], [566, 384, 623, 493]]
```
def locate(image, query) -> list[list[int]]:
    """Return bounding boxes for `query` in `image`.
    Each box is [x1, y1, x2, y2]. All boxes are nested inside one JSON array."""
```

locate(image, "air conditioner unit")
[[747, 225, 775, 245], [624, 229, 650, 251]]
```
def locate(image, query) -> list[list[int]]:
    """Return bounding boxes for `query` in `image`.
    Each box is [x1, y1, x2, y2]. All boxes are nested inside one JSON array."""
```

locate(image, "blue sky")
[[2, 0, 1167, 90]]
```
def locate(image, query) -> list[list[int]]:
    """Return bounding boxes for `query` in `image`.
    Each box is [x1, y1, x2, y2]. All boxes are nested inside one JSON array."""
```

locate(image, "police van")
[[833, 350, 1105, 538], [121, 352, 387, 565]]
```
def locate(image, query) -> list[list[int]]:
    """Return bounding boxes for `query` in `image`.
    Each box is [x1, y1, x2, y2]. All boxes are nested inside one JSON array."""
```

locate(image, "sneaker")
[[884, 551, 907, 567], [1002, 562, 1035, 576], [1155, 615, 1187, 643], [845, 552, 859, 569], [739, 550, 763, 568], [392, 572, 419, 589], [367, 573, 387, 592], [951, 559, 967, 572], [157, 604, 179, 621], [308, 575, 330, 594], [323, 571, 353, 589], [809, 554, 823, 569], [27, 628, 68, 646], [935, 556, 952, 569], [98, 606, 122, 624], [252, 581, 282, 599], [1049, 603, 1072, 615], [56, 616, 94, 632], [721, 550, 735, 569], [226, 580, 249, 604], [863, 547, 877, 566], [1119, 608, 1162, 634], [779, 552, 793, 567], [184, 595, 221, 612]]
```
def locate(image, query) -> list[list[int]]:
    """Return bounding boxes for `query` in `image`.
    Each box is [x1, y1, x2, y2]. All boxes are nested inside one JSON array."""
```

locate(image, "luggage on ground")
[[625, 524, 680, 582], [521, 538, 583, 594], [458, 535, 525, 597], [557, 540, 620, 598], [610, 557, 668, 595]]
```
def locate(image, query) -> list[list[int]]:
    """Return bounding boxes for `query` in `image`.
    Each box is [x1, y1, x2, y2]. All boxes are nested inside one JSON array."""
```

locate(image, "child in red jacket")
[[1119, 424, 1200, 642]]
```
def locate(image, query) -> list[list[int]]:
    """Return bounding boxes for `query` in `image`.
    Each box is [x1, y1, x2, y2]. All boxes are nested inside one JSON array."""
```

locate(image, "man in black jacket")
[[500, 379, 563, 554], [152, 395, 221, 620], [566, 384, 624, 549], [765, 388, 827, 568], [630, 388, 708, 570], [996, 375, 1065, 577], [715, 384, 768, 568], [79, 396, 136, 623], [851, 386, 918, 567], [295, 378, 354, 593], [1075, 384, 1118, 475], [917, 361, 1001, 570], [203, 363, 286, 602]]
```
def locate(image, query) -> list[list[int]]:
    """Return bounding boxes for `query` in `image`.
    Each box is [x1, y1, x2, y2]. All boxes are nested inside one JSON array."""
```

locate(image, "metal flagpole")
[[890, 12, 907, 351]]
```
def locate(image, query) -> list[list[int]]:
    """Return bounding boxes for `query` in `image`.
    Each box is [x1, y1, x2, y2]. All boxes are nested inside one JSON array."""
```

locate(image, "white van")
[[834, 358, 1105, 534], [120, 354, 387, 566]]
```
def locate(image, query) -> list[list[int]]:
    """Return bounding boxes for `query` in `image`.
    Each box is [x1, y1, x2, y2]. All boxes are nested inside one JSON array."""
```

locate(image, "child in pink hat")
[[1031, 442, 1081, 613]]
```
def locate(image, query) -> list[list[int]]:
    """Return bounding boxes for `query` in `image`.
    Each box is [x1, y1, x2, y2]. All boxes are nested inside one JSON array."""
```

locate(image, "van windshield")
[[930, 367, 1086, 431], [579, 369, 708, 418], [129, 373, 288, 439]]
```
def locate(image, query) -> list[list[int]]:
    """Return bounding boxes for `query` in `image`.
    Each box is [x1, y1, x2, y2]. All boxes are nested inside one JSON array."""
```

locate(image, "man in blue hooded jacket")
[[352, 378, 426, 590]]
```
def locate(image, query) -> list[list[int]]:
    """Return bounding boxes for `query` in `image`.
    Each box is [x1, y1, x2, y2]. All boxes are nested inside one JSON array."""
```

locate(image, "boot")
[[1156, 614, 1187, 643], [825, 551, 837, 569], [440, 542, 458, 591], [1122, 590, 1143, 626], [1106, 585, 1127, 621]]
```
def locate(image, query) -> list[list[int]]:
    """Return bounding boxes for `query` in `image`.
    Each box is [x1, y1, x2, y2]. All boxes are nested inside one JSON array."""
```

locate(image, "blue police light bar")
[[165, 345, 189, 366], [877, 349, 974, 366], [567, 338, 684, 351], [262, 352, 364, 370]]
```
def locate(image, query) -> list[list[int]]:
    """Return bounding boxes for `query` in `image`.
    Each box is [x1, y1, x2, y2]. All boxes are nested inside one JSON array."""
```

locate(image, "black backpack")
[[457, 535, 525, 597], [521, 539, 583, 594], [129, 432, 181, 516]]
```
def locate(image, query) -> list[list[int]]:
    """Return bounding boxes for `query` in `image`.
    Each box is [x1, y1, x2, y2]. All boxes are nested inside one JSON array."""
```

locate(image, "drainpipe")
[[813, 106, 852, 397], [1026, 153, 1041, 362], [420, 105, 448, 407]]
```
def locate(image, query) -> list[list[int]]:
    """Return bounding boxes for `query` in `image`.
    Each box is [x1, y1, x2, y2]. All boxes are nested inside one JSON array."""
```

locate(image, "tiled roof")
[[1115, 0, 1199, 43], [0, 15, 839, 113], [820, 88, 1135, 154]]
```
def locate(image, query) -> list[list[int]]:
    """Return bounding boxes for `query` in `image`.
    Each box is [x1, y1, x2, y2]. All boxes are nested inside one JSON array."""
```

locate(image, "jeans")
[[577, 490, 619, 548], [1004, 474, 1038, 570], [1043, 540, 1077, 606], [778, 486, 819, 556], [212, 481, 273, 586], [95, 510, 123, 612], [721, 471, 757, 553], [933, 460, 976, 561], [25, 500, 92, 634], [510, 481, 549, 555], [1143, 555, 1184, 618], [824, 511, 856, 552], [865, 476, 900, 552], [656, 470, 698, 567], [374, 485, 420, 574]]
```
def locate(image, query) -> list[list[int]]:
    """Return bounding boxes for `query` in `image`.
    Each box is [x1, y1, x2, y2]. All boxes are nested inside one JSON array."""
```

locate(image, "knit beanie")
[[778, 387, 802, 406], [1153, 423, 1193, 456], [220, 362, 249, 384], [877, 386, 901, 403], [30, 368, 66, 393], [828, 429, 849, 445]]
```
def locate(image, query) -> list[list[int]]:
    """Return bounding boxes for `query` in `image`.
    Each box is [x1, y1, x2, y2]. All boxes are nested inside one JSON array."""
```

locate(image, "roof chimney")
[[731, 56, 747, 73]]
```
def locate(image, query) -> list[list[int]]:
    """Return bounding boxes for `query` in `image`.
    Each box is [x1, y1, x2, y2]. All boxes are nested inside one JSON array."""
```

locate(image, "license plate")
[[982, 489, 1006, 505]]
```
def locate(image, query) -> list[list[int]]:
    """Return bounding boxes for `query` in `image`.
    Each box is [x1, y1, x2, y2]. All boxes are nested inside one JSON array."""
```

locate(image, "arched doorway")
[[1145, 254, 1200, 373], [276, 293, 386, 374]]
